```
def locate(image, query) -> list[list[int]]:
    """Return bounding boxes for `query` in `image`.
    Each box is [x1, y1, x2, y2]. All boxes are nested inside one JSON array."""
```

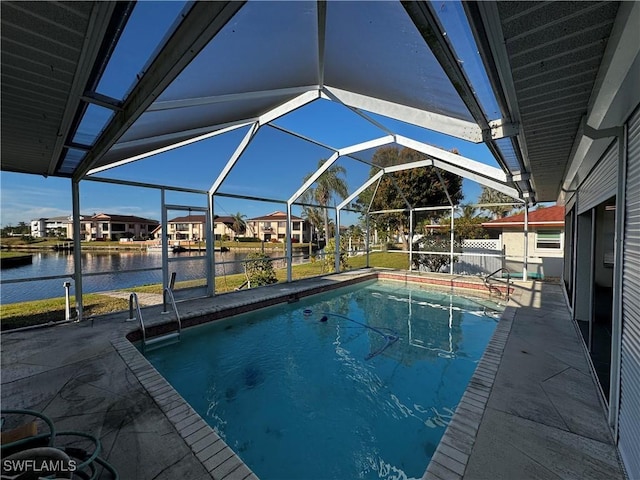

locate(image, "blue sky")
[[0, 106, 495, 228], [0, 0, 507, 229]]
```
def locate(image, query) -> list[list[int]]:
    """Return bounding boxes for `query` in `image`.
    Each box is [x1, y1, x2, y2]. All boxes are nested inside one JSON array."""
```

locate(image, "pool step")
[[145, 332, 180, 351]]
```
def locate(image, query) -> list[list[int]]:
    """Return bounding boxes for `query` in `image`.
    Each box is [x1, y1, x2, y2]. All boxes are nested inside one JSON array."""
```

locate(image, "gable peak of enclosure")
[[2, 0, 534, 204]]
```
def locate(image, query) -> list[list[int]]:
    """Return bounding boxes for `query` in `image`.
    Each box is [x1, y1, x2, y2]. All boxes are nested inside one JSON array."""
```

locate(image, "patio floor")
[[0, 270, 626, 479]]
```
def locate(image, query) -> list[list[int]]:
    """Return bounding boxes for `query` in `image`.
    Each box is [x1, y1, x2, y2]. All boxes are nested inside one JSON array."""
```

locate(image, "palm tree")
[[301, 206, 324, 245], [302, 159, 349, 244], [478, 186, 516, 219], [231, 212, 247, 237]]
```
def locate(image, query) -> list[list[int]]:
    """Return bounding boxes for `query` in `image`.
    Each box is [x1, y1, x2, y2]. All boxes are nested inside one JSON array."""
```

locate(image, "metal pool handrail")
[[128, 290, 181, 353], [484, 267, 512, 301]]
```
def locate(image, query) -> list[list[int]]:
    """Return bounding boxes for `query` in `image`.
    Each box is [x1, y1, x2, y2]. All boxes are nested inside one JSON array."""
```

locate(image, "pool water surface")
[[144, 280, 502, 479]]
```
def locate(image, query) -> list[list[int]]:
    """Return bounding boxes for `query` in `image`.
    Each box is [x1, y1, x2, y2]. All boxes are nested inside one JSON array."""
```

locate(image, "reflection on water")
[[1, 250, 306, 304]]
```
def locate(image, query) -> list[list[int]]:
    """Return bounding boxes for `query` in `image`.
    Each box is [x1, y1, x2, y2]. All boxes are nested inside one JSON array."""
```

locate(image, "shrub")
[[323, 238, 350, 273], [412, 236, 459, 273], [243, 252, 278, 287]]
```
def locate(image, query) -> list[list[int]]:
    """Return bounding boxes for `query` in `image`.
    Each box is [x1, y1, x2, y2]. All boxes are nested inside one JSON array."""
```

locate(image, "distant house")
[[151, 215, 243, 242], [31, 213, 158, 241], [152, 215, 207, 242], [246, 211, 311, 242], [31, 216, 73, 238], [482, 205, 565, 279], [213, 216, 237, 240], [81, 213, 159, 241]]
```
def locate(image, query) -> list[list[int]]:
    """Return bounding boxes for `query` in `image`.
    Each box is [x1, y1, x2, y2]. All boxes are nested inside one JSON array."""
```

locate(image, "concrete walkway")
[[425, 281, 625, 480], [1, 271, 627, 479], [100, 290, 164, 306]]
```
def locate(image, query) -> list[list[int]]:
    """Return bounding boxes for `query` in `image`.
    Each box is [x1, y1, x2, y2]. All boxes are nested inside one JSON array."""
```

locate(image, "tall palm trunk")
[[323, 208, 330, 246]]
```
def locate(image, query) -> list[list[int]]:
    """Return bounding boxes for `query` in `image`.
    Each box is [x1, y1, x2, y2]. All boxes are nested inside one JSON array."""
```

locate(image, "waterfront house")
[[482, 205, 565, 279], [81, 213, 159, 241], [30, 215, 74, 238], [153, 214, 206, 242], [246, 211, 311, 243], [151, 215, 240, 242], [31, 213, 158, 241]]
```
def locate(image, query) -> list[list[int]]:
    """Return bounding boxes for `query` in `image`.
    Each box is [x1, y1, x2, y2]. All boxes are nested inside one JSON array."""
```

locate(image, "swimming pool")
[[143, 280, 502, 479]]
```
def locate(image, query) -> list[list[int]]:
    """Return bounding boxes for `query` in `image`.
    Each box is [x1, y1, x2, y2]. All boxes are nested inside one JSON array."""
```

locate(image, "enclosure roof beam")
[[258, 90, 320, 126], [388, 174, 412, 210], [214, 191, 286, 204], [148, 86, 319, 112], [396, 135, 507, 182], [431, 159, 521, 200], [317, 1, 327, 88], [323, 86, 483, 143], [366, 176, 383, 215], [74, 1, 246, 181], [380, 156, 522, 200], [337, 170, 384, 211], [435, 169, 454, 207], [209, 121, 259, 195], [268, 123, 338, 153], [288, 151, 340, 204], [337, 135, 395, 157], [85, 175, 208, 194], [48, 2, 118, 175], [88, 121, 253, 175], [321, 88, 395, 137], [413, 205, 452, 212], [401, 1, 490, 132]]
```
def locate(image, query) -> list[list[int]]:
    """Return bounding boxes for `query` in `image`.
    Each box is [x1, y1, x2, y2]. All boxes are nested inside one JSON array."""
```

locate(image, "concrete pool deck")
[[0, 270, 626, 479]]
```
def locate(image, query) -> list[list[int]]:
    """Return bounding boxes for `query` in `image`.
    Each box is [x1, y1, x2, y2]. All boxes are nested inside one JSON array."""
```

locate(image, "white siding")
[[577, 141, 618, 215], [619, 106, 640, 479]]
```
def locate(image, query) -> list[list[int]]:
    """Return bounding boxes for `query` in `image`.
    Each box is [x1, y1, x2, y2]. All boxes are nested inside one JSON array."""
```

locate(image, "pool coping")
[[422, 306, 515, 480], [112, 269, 516, 480]]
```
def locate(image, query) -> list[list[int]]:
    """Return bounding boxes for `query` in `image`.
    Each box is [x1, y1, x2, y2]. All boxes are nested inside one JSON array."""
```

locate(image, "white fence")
[[455, 238, 503, 276]]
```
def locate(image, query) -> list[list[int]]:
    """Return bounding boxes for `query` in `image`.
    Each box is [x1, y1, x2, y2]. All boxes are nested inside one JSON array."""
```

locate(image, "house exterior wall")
[[500, 227, 564, 278], [167, 222, 205, 241], [565, 103, 640, 479], [30, 217, 70, 238], [30, 215, 156, 240], [213, 222, 235, 240], [246, 214, 311, 242], [618, 104, 640, 478]]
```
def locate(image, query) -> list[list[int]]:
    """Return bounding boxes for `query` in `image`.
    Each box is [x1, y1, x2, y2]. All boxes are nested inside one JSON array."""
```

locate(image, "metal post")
[[286, 202, 293, 282], [409, 209, 414, 271], [335, 208, 341, 273], [523, 204, 529, 280], [366, 214, 370, 268], [71, 179, 83, 322], [63, 281, 71, 321], [450, 207, 455, 274], [207, 193, 215, 296], [161, 189, 169, 293], [163, 272, 177, 314]]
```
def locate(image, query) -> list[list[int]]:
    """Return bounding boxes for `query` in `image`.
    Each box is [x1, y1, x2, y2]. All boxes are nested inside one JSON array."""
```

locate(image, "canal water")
[[1, 250, 307, 305]]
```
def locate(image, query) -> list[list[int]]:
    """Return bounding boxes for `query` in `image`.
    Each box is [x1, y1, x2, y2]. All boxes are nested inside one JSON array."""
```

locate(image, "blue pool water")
[[144, 280, 502, 479]]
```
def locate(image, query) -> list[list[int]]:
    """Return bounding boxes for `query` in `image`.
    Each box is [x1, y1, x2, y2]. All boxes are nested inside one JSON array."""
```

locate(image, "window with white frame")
[[536, 230, 562, 249]]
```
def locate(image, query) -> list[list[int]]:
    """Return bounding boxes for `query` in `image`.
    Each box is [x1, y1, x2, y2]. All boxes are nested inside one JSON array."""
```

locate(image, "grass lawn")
[[1, 252, 409, 330], [1, 251, 33, 259], [1, 294, 129, 331]]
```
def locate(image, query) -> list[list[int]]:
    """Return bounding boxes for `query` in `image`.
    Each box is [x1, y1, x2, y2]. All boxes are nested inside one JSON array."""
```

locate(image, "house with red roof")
[[482, 205, 565, 279]]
